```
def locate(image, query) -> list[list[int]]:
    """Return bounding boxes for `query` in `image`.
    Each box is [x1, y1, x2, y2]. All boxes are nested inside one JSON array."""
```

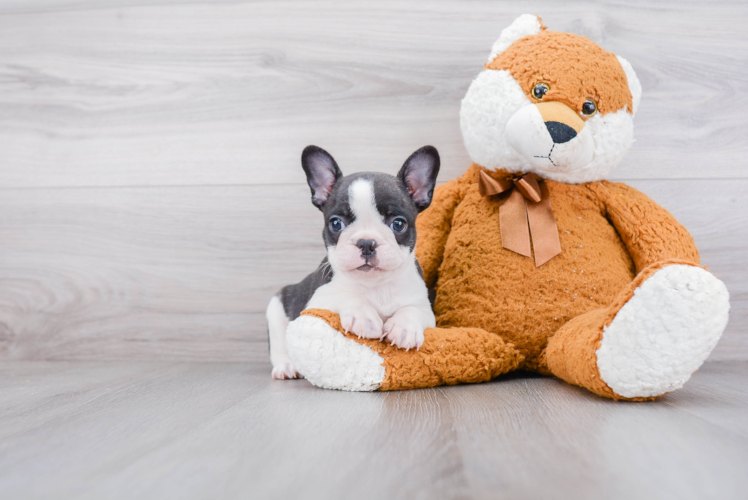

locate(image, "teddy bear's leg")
[[285, 310, 386, 391], [543, 260, 730, 400], [286, 309, 524, 391]]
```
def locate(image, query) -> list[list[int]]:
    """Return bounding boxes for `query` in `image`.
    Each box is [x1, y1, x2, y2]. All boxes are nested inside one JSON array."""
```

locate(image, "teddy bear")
[[285, 14, 730, 400]]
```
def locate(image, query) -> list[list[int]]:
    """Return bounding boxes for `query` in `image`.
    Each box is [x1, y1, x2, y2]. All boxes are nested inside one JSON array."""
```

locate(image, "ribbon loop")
[[478, 170, 512, 196], [514, 174, 542, 203], [478, 170, 562, 267]]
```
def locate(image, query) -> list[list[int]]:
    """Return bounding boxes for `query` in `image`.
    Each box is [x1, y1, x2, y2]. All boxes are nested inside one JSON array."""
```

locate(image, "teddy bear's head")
[[460, 14, 642, 184]]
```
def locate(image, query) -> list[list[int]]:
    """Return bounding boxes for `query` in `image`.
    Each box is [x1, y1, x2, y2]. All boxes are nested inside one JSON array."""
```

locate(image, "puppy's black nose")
[[357, 239, 377, 257], [545, 121, 577, 144]]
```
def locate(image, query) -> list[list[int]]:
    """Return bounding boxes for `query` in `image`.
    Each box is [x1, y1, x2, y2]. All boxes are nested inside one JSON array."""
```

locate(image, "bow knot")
[[478, 170, 562, 267]]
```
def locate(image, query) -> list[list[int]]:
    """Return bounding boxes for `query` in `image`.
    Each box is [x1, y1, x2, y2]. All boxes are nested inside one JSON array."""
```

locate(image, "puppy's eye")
[[532, 83, 549, 100], [390, 217, 407, 233], [328, 217, 345, 232], [581, 99, 597, 116]]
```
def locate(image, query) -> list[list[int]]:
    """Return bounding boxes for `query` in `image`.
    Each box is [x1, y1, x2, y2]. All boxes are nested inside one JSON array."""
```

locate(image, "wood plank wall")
[[1, 0, 746, 362]]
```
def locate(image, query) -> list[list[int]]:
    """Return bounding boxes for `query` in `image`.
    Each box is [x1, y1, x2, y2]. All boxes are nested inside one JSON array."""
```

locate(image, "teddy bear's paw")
[[286, 314, 385, 391], [271, 360, 301, 380], [383, 309, 425, 350], [340, 305, 384, 340], [596, 265, 730, 399]]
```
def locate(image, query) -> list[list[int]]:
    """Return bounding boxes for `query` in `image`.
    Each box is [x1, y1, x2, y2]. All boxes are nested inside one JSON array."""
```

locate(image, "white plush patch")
[[542, 108, 635, 184], [487, 14, 542, 64], [506, 104, 594, 174], [460, 69, 530, 173], [460, 69, 636, 184], [286, 315, 386, 392], [597, 265, 730, 399], [616, 55, 642, 117]]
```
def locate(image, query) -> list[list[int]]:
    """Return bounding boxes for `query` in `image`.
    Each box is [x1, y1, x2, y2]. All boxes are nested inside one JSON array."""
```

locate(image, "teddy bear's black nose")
[[545, 121, 577, 144]]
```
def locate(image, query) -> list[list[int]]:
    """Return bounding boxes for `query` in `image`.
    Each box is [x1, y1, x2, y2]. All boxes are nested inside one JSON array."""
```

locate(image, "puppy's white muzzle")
[[506, 102, 594, 174]]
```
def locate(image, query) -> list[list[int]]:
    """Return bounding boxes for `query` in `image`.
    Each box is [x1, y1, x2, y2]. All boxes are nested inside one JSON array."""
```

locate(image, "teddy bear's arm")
[[415, 179, 466, 288], [593, 181, 700, 272]]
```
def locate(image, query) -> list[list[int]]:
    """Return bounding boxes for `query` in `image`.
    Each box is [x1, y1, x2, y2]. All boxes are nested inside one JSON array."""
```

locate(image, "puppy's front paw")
[[271, 360, 301, 380], [383, 310, 425, 350], [340, 305, 383, 339]]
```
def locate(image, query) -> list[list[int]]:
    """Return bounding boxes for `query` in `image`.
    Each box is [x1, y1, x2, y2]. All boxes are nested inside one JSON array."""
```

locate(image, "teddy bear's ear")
[[487, 14, 545, 64], [616, 55, 642, 117]]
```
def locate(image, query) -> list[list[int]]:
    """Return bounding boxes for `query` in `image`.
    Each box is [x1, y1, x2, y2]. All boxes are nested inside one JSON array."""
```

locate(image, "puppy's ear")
[[301, 146, 343, 210], [398, 146, 440, 212]]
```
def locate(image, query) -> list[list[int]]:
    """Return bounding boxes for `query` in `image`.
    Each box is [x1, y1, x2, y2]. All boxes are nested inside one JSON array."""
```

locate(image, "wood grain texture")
[[0, 0, 746, 362], [0, 183, 324, 361], [0, 360, 746, 500], [0, 179, 745, 362], [0, 0, 747, 188]]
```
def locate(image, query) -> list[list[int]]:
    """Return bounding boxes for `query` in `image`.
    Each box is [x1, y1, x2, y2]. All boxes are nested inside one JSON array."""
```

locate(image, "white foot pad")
[[597, 265, 730, 398], [286, 315, 385, 391]]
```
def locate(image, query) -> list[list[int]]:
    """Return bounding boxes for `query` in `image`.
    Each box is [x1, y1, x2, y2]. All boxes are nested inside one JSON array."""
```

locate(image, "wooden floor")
[[0, 360, 746, 500]]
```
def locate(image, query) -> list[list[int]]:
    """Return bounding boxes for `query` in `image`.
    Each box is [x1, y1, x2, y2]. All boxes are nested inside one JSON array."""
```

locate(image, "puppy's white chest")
[[307, 274, 414, 317], [365, 282, 408, 317]]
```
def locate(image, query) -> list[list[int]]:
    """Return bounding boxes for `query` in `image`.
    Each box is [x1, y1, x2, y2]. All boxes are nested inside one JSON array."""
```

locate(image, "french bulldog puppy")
[[266, 145, 440, 379]]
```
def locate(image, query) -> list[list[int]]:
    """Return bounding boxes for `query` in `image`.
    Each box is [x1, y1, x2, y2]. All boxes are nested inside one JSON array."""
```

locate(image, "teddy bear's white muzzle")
[[506, 103, 594, 175]]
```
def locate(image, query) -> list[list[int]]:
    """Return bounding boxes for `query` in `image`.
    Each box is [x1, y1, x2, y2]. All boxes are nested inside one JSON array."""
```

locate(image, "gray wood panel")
[[0, 183, 323, 361], [0, 0, 746, 188], [0, 179, 745, 362], [0, 360, 746, 499], [664, 361, 748, 438], [0, 0, 746, 362]]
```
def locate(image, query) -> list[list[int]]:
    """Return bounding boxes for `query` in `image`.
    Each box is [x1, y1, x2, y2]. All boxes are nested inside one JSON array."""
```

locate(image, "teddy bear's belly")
[[432, 187, 635, 369]]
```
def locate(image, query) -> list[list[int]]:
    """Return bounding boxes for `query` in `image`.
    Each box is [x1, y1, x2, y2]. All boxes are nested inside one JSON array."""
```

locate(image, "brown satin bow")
[[478, 170, 562, 267]]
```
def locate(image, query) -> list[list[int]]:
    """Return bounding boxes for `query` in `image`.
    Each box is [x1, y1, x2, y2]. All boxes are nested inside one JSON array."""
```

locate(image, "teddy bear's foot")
[[545, 262, 730, 400], [286, 313, 387, 391], [596, 264, 729, 398], [286, 309, 523, 391]]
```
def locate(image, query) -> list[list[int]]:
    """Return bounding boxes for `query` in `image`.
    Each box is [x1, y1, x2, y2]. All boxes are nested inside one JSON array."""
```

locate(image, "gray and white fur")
[[266, 145, 440, 379]]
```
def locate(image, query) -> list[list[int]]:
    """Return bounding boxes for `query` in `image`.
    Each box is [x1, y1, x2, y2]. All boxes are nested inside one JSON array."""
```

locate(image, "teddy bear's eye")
[[581, 100, 597, 116], [532, 83, 549, 100]]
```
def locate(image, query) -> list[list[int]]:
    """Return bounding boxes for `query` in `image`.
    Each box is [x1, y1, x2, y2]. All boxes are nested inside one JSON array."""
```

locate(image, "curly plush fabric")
[[488, 30, 634, 116], [300, 309, 523, 391], [543, 259, 698, 400], [416, 164, 701, 377]]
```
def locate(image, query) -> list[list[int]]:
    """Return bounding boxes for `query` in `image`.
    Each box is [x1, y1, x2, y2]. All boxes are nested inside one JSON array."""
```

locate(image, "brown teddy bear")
[[285, 15, 730, 400]]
